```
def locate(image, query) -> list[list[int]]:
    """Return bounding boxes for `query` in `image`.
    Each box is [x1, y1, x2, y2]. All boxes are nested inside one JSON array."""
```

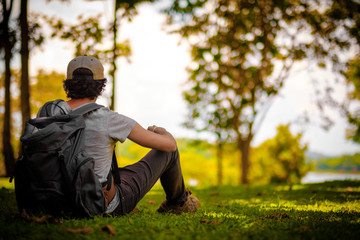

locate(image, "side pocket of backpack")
[[72, 155, 105, 218], [14, 156, 30, 213]]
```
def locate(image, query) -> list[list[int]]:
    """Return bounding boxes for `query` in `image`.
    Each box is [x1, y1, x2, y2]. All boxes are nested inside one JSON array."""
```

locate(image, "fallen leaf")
[[200, 219, 222, 225], [63, 227, 93, 234], [295, 225, 310, 232], [210, 192, 220, 196], [102, 224, 116, 236], [147, 200, 157, 204], [20, 210, 62, 224], [20, 210, 32, 221], [212, 203, 223, 207], [265, 212, 290, 219], [32, 216, 58, 224]]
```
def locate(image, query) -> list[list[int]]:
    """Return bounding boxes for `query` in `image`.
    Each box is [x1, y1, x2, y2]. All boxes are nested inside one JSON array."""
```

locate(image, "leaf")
[[200, 219, 222, 225], [265, 212, 290, 219], [19, 210, 62, 224], [318, 62, 326, 68], [147, 200, 157, 204], [295, 225, 310, 232], [101, 224, 117, 236], [63, 227, 93, 234]]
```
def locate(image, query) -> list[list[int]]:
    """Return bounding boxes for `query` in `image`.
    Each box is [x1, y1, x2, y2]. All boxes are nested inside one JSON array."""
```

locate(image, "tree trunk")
[[1, 0, 15, 176], [238, 138, 251, 184], [20, 0, 31, 127], [109, 3, 118, 111], [216, 140, 223, 185], [3, 45, 15, 177]]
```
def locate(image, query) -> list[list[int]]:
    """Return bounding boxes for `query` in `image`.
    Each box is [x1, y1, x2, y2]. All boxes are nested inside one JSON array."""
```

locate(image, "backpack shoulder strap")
[[38, 99, 66, 117], [69, 103, 104, 116]]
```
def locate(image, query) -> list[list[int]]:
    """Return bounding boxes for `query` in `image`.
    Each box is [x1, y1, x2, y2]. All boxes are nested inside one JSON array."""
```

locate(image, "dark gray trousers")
[[113, 149, 187, 215]]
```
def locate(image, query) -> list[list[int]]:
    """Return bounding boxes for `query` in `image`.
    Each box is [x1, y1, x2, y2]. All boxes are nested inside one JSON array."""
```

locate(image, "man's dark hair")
[[63, 68, 107, 100]]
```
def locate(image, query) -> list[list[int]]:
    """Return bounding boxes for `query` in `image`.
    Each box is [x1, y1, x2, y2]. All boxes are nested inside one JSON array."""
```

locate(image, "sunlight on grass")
[[0, 178, 14, 189], [204, 211, 244, 220], [0, 180, 359, 240]]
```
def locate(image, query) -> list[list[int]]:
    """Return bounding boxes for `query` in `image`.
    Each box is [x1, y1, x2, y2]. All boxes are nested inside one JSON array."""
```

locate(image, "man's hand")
[[147, 125, 167, 135], [128, 123, 177, 152]]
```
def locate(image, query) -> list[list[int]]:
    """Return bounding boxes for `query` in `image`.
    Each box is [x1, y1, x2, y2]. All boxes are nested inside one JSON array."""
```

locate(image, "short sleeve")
[[107, 111, 136, 143]]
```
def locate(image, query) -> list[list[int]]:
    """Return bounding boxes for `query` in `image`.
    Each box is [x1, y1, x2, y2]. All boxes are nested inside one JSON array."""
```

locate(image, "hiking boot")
[[157, 193, 200, 214]]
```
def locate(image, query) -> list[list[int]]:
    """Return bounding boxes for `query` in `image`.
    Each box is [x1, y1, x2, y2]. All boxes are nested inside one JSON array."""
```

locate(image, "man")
[[39, 55, 199, 215]]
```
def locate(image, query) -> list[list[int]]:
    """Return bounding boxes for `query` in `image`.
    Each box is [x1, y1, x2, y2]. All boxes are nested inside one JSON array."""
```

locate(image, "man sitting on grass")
[[39, 55, 200, 215]]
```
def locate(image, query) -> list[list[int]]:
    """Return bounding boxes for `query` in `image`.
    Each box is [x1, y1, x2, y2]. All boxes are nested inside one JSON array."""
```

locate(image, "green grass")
[[0, 179, 359, 240]]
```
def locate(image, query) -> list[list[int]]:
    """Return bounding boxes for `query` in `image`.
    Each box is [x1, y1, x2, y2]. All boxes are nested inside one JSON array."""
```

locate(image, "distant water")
[[301, 172, 360, 183]]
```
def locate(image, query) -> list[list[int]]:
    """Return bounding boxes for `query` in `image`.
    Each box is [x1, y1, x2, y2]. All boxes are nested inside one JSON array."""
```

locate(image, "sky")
[[26, 0, 360, 156]]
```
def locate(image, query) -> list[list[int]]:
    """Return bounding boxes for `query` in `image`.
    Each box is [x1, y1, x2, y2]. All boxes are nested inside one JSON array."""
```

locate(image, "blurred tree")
[[30, 70, 68, 115], [0, 0, 16, 176], [46, 14, 131, 108], [305, 0, 360, 139], [251, 124, 307, 184], [0, 0, 44, 176], [344, 57, 360, 143], [0, 69, 64, 174], [46, 0, 156, 110], [165, 0, 359, 184]]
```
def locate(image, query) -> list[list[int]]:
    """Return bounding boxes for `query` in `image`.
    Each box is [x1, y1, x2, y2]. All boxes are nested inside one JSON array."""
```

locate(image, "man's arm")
[[127, 123, 177, 152]]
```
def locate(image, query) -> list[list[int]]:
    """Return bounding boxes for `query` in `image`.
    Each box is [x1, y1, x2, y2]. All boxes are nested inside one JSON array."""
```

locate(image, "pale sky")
[[27, 0, 360, 156]]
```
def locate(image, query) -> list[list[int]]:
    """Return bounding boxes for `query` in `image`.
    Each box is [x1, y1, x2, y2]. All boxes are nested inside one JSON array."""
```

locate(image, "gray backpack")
[[14, 100, 118, 218]]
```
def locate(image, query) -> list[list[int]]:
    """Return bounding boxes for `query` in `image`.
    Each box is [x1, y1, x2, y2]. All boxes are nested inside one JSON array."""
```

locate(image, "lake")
[[301, 171, 360, 183]]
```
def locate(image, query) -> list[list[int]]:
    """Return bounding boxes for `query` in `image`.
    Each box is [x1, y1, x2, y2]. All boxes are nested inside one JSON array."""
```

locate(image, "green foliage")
[[251, 124, 308, 184], [30, 69, 67, 116], [117, 130, 310, 186], [0, 69, 67, 165], [116, 0, 156, 20], [344, 57, 360, 143], [27, 13, 45, 52], [117, 138, 240, 186], [313, 153, 360, 172], [346, 58, 360, 102], [1, 180, 359, 240], [45, 14, 131, 63]]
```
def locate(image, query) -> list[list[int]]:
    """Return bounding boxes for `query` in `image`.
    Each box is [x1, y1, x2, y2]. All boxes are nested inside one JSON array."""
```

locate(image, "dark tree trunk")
[[3, 44, 15, 177], [109, 3, 118, 111], [1, 0, 15, 176], [238, 138, 251, 184], [20, 0, 31, 127]]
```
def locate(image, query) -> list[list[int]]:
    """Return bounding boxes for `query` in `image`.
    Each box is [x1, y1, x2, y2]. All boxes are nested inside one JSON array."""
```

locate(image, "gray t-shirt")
[[38, 100, 136, 212]]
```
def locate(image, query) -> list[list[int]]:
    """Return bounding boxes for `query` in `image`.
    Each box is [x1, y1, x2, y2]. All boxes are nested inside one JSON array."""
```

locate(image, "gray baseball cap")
[[66, 56, 105, 80]]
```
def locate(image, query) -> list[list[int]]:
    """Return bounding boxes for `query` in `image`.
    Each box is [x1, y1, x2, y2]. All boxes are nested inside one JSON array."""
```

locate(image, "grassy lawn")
[[0, 178, 359, 240]]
